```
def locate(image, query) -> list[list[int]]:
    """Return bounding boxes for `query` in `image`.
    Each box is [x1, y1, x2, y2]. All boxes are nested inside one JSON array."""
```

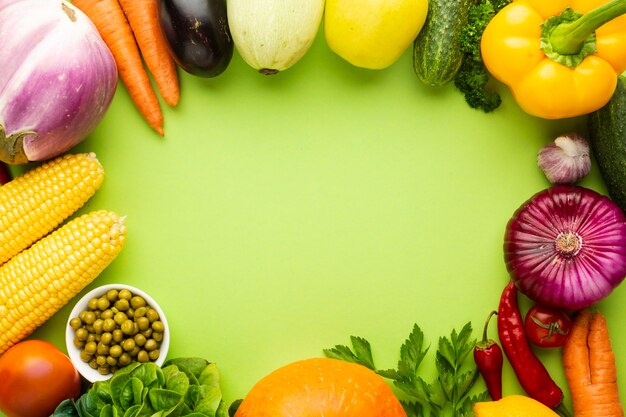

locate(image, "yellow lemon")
[[324, 0, 428, 69], [473, 395, 561, 417]]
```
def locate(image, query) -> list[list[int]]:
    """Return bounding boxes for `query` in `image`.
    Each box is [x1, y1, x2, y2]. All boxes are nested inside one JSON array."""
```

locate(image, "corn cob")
[[0, 210, 126, 355], [0, 153, 104, 265]]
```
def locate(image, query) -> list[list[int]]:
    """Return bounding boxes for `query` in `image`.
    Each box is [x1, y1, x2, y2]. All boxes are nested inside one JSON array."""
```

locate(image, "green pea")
[[86, 334, 96, 343], [97, 342, 109, 355], [118, 353, 131, 366], [136, 317, 150, 331], [148, 350, 160, 361], [129, 346, 140, 357], [144, 339, 158, 352], [121, 320, 137, 335], [87, 298, 98, 310], [70, 317, 82, 329], [109, 345, 123, 358], [126, 308, 134, 318], [83, 311, 96, 325], [106, 356, 117, 366], [88, 359, 98, 369], [134, 307, 147, 318], [146, 308, 159, 323], [122, 339, 136, 352], [141, 328, 153, 338], [114, 312, 128, 325], [96, 355, 107, 366], [152, 332, 163, 342], [75, 327, 88, 341], [84, 341, 97, 355], [103, 318, 116, 332], [80, 350, 92, 362], [151, 321, 165, 333], [101, 332, 113, 345], [97, 297, 110, 311], [73, 338, 85, 349], [106, 289, 119, 301], [130, 296, 146, 310], [118, 289, 132, 300], [134, 333, 146, 347], [101, 309, 114, 320], [137, 350, 149, 363], [112, 329, 124, 343], [114, 298, 130, 311], [97, 366, 110, 375], [93, 319, 104, 334]]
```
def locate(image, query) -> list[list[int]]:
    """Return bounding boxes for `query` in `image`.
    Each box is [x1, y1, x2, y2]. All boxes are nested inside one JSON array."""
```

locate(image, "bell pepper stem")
[[549, 0, 626, 55]]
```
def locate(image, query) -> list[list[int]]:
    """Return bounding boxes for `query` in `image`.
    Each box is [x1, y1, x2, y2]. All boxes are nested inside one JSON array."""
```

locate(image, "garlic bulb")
[[537, 134, 591, 184]]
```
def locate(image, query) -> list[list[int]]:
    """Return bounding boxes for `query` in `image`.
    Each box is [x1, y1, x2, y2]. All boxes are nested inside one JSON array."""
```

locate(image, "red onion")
[[504, 185, 626, 310], [0, 0, 117, 164]]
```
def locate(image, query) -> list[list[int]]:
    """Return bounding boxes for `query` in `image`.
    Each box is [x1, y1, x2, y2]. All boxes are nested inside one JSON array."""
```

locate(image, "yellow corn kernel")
[[0, 210, 126, 355], [0, 153, 104, 265]]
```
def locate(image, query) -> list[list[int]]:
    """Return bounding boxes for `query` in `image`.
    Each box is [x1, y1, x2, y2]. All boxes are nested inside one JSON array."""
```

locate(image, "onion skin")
[[504, 185, 626, 310], [0, 0, 117, 164]]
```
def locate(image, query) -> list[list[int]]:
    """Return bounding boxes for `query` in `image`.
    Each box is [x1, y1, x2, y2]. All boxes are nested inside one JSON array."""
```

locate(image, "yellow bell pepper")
[[481, 0, 626, 119]]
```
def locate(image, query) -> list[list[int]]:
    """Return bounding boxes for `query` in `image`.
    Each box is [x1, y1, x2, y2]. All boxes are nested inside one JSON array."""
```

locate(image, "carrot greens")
[[324, 323, 488, 417]]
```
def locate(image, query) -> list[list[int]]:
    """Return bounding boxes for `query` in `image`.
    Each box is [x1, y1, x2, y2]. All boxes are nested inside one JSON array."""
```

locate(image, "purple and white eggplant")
[[0, 0, 117, 164], [504, 185, 626, 310]]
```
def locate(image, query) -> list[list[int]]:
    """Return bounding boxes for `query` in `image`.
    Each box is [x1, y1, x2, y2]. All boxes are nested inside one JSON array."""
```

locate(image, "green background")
[[13, 28, 626, 410]]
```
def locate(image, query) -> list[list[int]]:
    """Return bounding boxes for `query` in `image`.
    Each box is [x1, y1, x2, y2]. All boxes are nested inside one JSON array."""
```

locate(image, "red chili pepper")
[[0, 162, 11, 185], [474, 310, 503, 400], [498, 281, 570, 415]]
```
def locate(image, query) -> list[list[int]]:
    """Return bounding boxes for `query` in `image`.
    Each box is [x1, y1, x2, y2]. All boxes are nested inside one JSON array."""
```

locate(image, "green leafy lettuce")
[[52, 358, 231, 417]]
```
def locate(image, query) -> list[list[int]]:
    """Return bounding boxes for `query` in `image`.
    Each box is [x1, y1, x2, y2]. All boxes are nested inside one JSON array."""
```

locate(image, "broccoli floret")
[[454, 0, 510, 113]]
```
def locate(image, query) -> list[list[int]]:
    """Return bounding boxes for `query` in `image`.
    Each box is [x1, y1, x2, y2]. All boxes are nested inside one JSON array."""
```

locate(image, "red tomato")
[[0, 340, 82, 417], [524, 304, 573, 348]]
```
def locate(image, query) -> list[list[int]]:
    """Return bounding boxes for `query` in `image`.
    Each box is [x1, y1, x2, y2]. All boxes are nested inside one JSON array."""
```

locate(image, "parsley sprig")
[[324, 323, 488, 417]]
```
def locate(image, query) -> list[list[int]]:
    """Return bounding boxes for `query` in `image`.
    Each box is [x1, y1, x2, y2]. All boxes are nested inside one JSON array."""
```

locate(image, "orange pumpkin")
[[234, 357, 407, 417]]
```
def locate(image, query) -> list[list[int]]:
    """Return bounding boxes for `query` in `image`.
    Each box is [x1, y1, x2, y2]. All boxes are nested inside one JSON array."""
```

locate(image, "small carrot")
[[72, 0, 164, 136], [118, 0, 180, 107], [562, 309, 624, 417]]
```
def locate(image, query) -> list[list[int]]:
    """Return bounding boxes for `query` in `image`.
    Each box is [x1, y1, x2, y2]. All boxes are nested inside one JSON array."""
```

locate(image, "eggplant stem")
[[0, 124, 36, 164]]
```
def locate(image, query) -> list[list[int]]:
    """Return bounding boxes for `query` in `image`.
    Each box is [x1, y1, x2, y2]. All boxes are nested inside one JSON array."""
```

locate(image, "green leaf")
[[401, 400, 424, 417], [323, 344, 360, 364], [122, 404, 141, 417], [131, 362, 165, 389], [51, 399, 80, 417], [350, 336, 376, 370], [163, 365, 191, 396], [436, 344, 455, 375], [397, 324, 428, 383], [148, 389, 184, 411], [454, 370, 479, 403], [215, 401, 231, 417], [198, 363, 221, 390], [376, 368, 400, 380], [163, 358, 211, 382]]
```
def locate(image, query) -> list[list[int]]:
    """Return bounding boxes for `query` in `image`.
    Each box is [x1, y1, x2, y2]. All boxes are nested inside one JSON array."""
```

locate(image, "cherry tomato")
[[524, 304, 573, 348], [0, 340, 82, 417]]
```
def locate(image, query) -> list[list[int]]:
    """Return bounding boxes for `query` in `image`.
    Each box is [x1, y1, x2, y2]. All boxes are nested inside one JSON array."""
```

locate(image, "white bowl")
[[65, 284, 170, 383]]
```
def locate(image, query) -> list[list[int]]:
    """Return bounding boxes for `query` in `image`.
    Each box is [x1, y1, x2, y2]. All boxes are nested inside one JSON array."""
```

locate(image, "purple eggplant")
[[0, 0, 117, 164], [159, 0, 233, 78]]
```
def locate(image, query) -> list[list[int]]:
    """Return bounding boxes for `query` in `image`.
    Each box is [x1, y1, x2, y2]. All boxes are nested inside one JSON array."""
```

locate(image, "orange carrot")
[[562, 309, 624, 417], [72, 0, 164, 136], [118, 0, 180, 107]]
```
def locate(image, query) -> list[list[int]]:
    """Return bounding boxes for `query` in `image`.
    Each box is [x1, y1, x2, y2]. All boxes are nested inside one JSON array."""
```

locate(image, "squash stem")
[[549, 0, 626, 55]]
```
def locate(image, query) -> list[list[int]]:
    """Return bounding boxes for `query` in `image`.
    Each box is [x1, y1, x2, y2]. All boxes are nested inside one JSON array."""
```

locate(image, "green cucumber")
[[412, 0, 473, 87], [588, 75, 626, 211]]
